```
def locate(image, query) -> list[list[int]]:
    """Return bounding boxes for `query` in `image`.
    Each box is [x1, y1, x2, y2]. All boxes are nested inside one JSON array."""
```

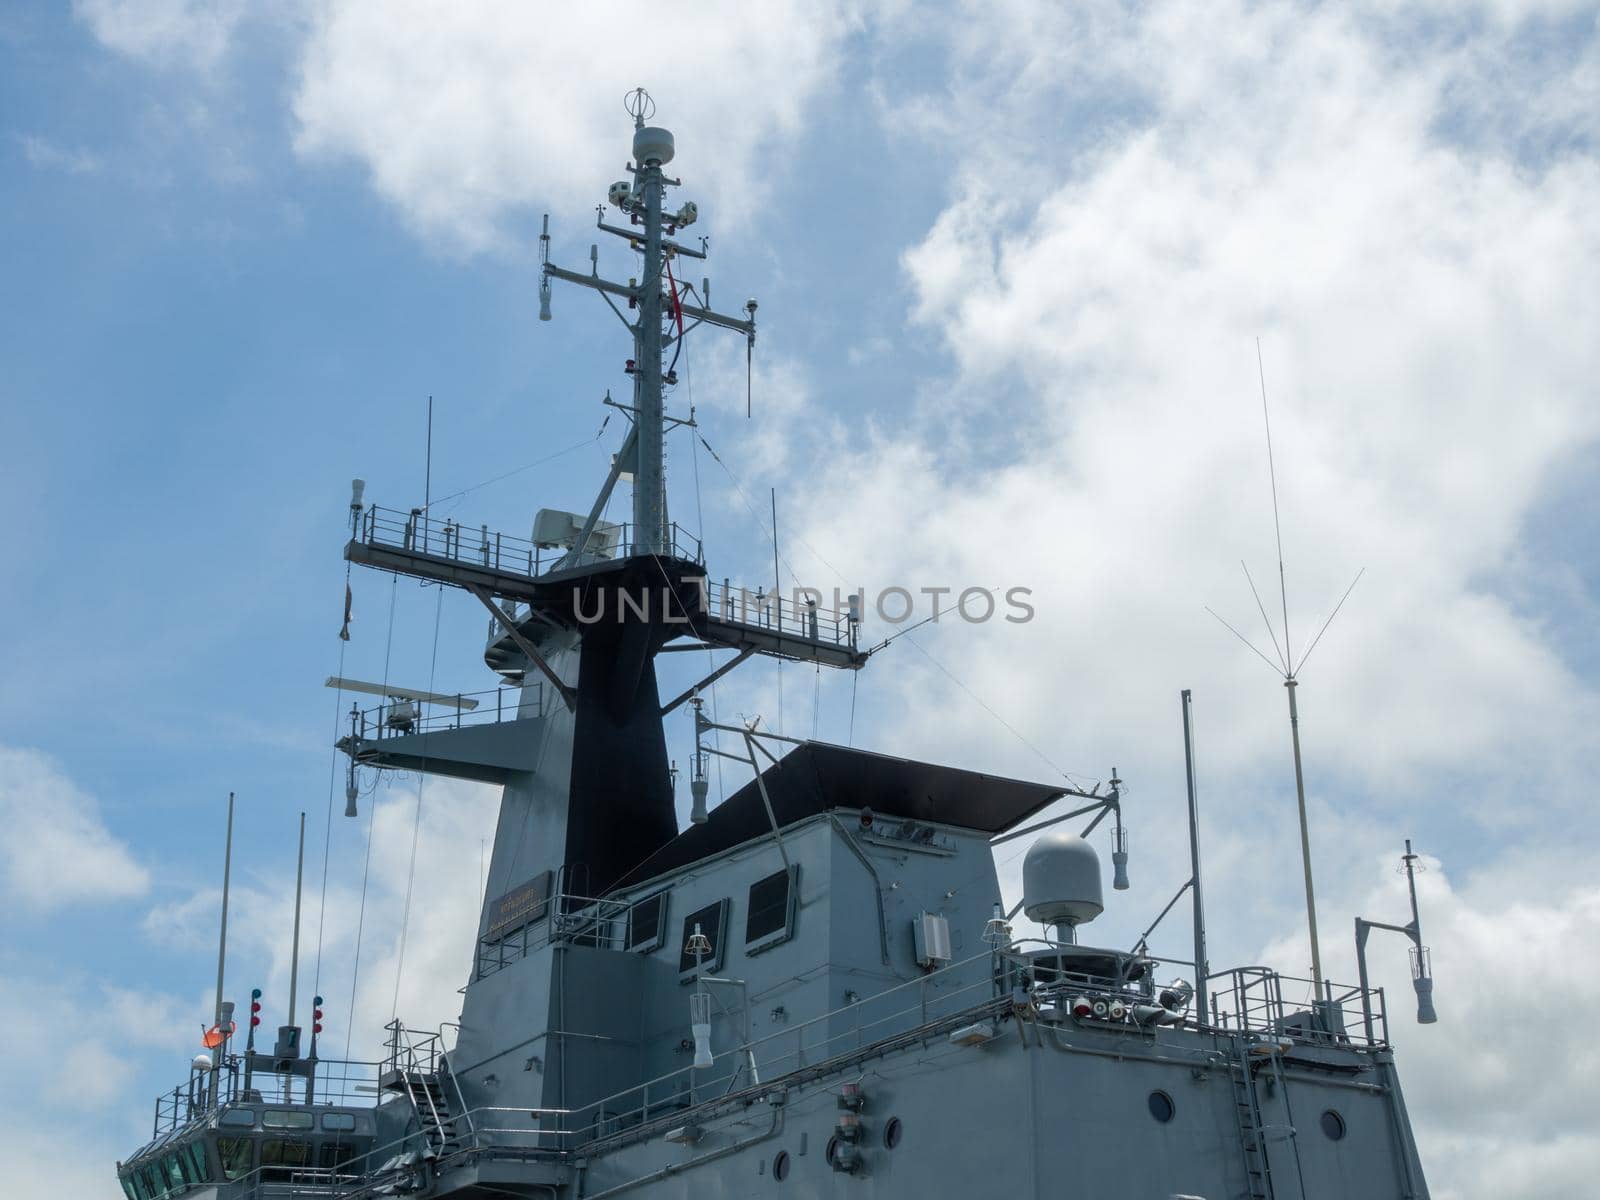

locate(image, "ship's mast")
[[540, 88, 756, 561], [631, 92, 667, 553]]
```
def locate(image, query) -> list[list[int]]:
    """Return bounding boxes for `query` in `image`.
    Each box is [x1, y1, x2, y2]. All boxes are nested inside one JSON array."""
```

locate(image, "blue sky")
[[2, 3, 1598, 1197]]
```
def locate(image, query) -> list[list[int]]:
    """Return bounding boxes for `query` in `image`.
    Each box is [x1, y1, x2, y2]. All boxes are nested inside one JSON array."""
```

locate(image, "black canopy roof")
[[613, 741, 1064, 890]]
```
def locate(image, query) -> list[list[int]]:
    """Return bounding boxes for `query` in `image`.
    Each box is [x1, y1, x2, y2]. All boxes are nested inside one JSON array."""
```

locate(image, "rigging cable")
[[427, 432, 606, 512], [343, 570, 398, 1059], [683, 337, 726, 802], [311, 561, 352, 1004], [699, 433, 1093, 784], [391, 583, 445, 1020]]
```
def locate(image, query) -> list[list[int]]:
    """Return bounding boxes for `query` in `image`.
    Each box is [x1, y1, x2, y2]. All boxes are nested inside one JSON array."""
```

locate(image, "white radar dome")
[[1022, 831, 1105, 933], [633, 126, 675, 166]]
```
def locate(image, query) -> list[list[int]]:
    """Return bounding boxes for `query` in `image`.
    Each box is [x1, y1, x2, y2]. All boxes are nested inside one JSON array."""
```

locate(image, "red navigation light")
[[250, 989, 263, 1028], [313, 996, 324, 1036]]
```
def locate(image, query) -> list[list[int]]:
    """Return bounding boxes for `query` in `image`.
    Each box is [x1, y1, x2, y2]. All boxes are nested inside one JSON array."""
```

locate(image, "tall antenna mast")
[[630, 89, 668, 554], [213, 791, 235, 1032], [288, 811, 306, 1028], [539, 88, 757, 560], [1208, 342, 1364, 1003]]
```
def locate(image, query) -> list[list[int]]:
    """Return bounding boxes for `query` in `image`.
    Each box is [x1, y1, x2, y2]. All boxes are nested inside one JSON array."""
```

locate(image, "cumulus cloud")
[[73, 0, 248, 72], [291, 1, 854, 253], [0, 972, 193, 1199], [0, 746, 149, 910], [143, 774, 499, 1063], [744, 3, 1599, 1195]]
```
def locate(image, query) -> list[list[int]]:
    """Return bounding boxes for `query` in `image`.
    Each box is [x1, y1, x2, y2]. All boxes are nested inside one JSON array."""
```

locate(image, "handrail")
[[350, 683, 549, 743], [359, 504, 705, 574]]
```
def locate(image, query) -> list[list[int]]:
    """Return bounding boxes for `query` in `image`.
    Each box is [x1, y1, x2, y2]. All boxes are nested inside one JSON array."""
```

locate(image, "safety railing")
[[1207, 965, 1387, 1046], [348, 683, 550, 744], [702, 578, 859, 651], [357, 505, 704, 576], [474, 891, 633, 979], [150, 1055, 383, 1137]]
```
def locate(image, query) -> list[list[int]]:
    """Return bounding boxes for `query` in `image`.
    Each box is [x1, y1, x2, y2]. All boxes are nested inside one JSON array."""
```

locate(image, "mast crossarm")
[[660, 647, 755, 715], [544, 262, 636, 303], [466, 584, 577, 711], [594, 219, 709, 260]]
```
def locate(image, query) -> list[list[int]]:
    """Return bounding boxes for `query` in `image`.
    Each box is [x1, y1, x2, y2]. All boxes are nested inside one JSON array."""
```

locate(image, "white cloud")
[[0, 746, 150, 911], [0, 972, 193, 1199], [18, 134, 101, 174], [1262, 857, 1600, 1200], [142, 774, 499, 1064], [290, 1, 854, 252], [745, 3, 1600, 1196], [74, 0, 248, 72]]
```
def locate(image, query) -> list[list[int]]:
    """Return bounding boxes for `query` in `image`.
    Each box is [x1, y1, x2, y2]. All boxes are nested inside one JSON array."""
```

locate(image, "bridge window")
[[219, 1107, 256, 1128], [263, 1108, 314, 1130], [678, 898, 729, 979], [321, 1112, 358, 1132], [186, 1141, 210, 1183], [627, 891, 669, 953], [217, 1137, 253, 1181], [261, 1139, 310, 1180], [118, 1175, 138, 1200], [745, 866, 799, 954]]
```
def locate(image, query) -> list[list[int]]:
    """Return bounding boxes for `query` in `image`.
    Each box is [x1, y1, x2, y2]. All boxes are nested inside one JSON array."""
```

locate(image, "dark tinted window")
[[627, 892, 668, 952], [217, 1137, 253, 1181], [678, 899, 728, 976], [745, 866, 798, 950]]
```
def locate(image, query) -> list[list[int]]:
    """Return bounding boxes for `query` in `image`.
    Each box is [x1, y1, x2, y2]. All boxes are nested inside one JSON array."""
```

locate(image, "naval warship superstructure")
[[116, 93, 1435, 1200]]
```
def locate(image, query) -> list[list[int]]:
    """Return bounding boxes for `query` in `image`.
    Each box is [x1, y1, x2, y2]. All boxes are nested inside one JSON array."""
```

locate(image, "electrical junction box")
[[913, 911, 952, 968]]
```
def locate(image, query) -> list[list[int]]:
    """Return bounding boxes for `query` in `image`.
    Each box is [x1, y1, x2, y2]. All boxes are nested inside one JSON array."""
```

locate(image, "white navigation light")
[[690, 991, 713, 1068], [1411, 946, 1438, 1024], [1112, 826, 1130, 891], [608, 180, 632, 209], [539, 278, 552, 322], [690, 773, 709, 825], [349, 478, 366, 511]]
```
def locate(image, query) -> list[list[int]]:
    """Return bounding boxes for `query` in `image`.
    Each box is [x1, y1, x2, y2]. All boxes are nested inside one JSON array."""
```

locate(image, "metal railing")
[[702, 578, 859, 650], [138, 946, 1395, 1199], [475, 891, 633, 979], [357, 505, 704, 576], [150, 1055, 383, 1137], [349, 683, 550, 744], [1207, 965, 1387, 1045]]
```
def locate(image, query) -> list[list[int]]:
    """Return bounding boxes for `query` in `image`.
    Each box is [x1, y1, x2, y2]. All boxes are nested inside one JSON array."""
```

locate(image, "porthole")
[[825, 1135, 839, 1166], [1320, 1109, 1346, 1141], [772, 1150, 790, 1181], [883, 1116, 903, 1149], [1148, 1090, 1175, 1123]]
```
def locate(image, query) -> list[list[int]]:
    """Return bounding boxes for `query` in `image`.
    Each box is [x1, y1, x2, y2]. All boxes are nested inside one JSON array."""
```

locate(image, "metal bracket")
[[466, 585, 577, 711], [660, 648, 755, 715]]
